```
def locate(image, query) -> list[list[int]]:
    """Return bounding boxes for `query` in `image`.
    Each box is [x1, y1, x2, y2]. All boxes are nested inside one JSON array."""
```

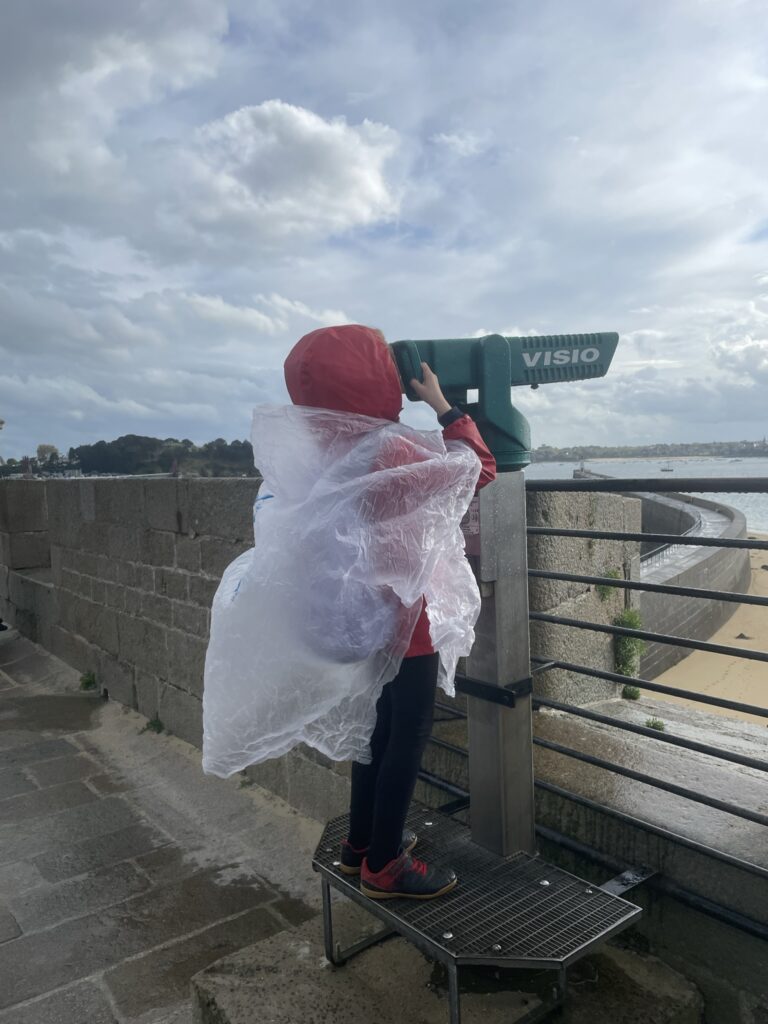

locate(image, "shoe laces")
[[408, 854, 428, 878]]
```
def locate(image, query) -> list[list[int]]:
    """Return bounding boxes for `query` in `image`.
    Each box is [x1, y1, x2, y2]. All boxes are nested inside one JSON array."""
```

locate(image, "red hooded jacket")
[[284, 324, 496, 657]]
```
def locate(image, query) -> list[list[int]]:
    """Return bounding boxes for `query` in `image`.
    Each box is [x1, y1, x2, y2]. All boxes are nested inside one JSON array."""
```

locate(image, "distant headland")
[[532, 439, 768, 462]]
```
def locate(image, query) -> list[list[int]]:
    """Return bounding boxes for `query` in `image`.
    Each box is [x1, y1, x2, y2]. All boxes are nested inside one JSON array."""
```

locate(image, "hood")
[[284, 324, 403, 422]]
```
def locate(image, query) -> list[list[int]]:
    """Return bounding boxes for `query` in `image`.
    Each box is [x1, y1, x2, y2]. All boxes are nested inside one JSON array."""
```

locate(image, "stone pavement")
[[0, 627, 706, 1024], [0, 629, 323, 1024]]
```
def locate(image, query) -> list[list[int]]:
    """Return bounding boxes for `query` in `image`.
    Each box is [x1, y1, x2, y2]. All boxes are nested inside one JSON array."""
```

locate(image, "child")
[[202, 324, 495, 901]]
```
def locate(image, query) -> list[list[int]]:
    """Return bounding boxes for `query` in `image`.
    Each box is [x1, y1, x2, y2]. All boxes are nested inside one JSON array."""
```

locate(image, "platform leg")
[[321, 877, 338, 964], [320, 874, 397, 966], [447, 962, 461, 1024]]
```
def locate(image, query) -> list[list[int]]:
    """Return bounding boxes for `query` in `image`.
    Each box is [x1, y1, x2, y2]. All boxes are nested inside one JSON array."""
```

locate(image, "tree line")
[[0, 435, 259, 478]]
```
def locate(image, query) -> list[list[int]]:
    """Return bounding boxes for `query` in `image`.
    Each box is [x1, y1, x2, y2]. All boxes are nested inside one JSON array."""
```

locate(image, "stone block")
[[57, 593, 77, 632], [44, 481, 82, 547], [50, 545, 64, 586], [117, 614, 169, 676], [139, 529, 175, 567], [0, 565, 8, 601], [175, 534, 201, 572], [144, 479, 187, 533], [61, 569, 90, 600], [116, 560, 137, 587], [6, 570, 57, 650], [187, 478, 258, 541], [134, 670, 160, 719], [102, 581, 124, 610], [0, 780, 97, 826], [107, 525, 140, 562], [31, 821, 167, 884], [49, 626, 98, 674], [10, 859, 150, 934], [96, 652, 136, 706], [172, 601, 208, 638], [189, 574, 218, 608], [136, 564, 155, 592], [140, 592, 174, 628], [155, 567, 189, 601], [80, 480, 96, 522], [0, 769, 38, 800], [0, 530, 50, 570], [75, 550, 99, 577], [93, 478, 145, 525], [72, 598, 119, 656], [0, 907, 21, 943], [165, 629, 206, 697], [157, 682, 202, 746], [78, 522, 111, 556], [0, 480, 48, 533], [95, 555, 118, 582], [200, 537, 247, 578], [123, 588, 141, 615]]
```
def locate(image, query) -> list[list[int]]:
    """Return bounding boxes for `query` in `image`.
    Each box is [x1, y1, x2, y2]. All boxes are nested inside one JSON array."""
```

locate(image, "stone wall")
[[0, 477, 645, 815], [526, 489, 642, 703], [1, 478, 260, 747]]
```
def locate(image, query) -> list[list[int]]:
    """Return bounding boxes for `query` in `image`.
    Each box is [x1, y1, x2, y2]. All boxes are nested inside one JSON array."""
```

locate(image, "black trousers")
[[347, 653, 439, 872]]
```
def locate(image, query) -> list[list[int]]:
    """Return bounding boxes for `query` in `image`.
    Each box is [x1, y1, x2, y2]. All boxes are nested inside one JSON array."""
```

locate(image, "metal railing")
[[419, 473, 768, 938], [526, 475, 768, 845]]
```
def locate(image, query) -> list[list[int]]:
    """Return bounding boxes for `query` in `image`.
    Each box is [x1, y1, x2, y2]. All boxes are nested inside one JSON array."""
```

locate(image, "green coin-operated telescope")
[[390, 332, 619, 472]]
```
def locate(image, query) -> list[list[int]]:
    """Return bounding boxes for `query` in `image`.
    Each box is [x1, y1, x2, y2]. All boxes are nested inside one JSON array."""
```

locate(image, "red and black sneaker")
[[360, 851, 457, 900], [339, 828, 417, 876]]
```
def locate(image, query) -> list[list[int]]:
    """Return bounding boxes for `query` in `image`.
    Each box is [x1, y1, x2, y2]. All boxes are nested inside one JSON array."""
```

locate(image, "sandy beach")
[[651, 532, 768, 727]]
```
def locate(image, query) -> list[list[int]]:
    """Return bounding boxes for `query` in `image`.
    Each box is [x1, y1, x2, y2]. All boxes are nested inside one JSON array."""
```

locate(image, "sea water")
[[524, 457, 768, 534]]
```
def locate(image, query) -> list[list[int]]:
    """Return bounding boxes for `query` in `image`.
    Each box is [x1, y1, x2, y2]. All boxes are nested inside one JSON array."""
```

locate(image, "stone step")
[[192, 901, 703, 1024]]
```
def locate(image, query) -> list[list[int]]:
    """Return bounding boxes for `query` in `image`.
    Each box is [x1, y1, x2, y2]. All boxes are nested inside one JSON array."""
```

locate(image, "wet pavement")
[[0, 630, 322, 1024], [641, 501, 731, 582]]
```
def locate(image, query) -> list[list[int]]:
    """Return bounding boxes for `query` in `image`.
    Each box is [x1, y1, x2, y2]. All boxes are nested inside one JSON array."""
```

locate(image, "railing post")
[[465, 472, 536, 856]]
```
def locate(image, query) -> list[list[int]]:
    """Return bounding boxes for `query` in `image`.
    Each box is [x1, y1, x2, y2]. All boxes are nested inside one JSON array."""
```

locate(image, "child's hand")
[[410, 362, 452, 417]]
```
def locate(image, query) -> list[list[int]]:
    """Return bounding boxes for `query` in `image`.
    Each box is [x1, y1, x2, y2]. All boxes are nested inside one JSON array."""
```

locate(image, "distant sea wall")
[[572, 469, 752, 678], [638, 495, 751, 678]]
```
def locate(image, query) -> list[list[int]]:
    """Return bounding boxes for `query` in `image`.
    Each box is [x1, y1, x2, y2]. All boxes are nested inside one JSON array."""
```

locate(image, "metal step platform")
[[313, 806, 642, 1023]]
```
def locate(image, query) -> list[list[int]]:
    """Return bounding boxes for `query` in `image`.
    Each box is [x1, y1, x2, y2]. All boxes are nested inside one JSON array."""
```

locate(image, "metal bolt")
[[585, 888, 594, 894], [539, 880, 550, 887], [492, 943, 502, 952], [425, 821, 433, 826], [442, 931, 454, 940], [325, 847, 333, 853], [332, 860, 341, 867]]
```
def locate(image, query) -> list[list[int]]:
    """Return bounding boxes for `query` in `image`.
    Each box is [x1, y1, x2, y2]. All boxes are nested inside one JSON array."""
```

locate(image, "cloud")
[[431, 132, 489, 157], [2, 0, 768, 460], [153, 101, 399, 249]]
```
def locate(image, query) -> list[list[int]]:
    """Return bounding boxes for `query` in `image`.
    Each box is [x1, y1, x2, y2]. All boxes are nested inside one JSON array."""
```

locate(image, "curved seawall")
[[572, 469, 751, 677], [638, 494, 751, 677]]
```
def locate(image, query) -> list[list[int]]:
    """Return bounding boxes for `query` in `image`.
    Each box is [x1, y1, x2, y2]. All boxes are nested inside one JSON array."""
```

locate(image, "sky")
[[1, 0, 767, 460]]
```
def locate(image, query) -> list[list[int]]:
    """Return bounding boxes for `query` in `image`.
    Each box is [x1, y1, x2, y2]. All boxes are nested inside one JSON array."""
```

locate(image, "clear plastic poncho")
[[201, 405, 482, 778]]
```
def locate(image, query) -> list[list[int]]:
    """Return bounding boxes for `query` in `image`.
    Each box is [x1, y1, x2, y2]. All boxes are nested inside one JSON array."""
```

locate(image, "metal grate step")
[[314, 805, 641, 970]]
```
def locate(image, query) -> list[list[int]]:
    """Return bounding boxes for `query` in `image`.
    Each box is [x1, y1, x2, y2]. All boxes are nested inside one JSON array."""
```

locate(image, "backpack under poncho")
[[201, 404, 482, 777]]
